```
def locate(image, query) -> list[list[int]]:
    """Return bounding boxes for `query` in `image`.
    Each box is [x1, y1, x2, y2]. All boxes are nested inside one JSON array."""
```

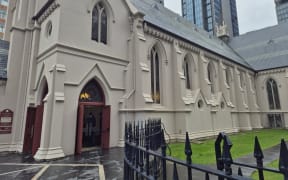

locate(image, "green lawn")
[[251, 160, 283, 180], [168, 129, 288, 165]]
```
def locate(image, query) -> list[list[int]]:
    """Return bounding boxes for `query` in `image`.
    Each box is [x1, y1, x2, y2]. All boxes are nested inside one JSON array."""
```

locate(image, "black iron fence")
[[124, 119, 288, 180]]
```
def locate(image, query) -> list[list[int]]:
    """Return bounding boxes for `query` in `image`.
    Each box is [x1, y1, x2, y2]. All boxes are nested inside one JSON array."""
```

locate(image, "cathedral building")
[[0, 0, 287, 160]]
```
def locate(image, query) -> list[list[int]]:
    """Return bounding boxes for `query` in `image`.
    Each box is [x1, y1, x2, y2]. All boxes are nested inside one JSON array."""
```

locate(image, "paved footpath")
[[0, 144, 281, 180], [0, 148, 124, 180]]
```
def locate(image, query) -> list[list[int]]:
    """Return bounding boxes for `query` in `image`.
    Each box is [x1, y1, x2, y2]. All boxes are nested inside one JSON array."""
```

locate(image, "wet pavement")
[[0, 148, 124, 180], [0, 144, 282, 180]]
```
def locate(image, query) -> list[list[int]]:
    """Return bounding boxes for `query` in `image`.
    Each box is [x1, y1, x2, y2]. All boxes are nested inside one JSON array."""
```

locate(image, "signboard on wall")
[[0, 109, 13, 134]]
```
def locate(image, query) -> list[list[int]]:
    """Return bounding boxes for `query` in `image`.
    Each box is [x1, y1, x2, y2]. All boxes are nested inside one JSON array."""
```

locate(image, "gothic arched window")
[[151, 46, 161, 104], [92, 2, 107, 44], [183, 57, 191, 89], [266, 78, 281, 110], [79, 80, 104, 103], [225, 67, 232, 87]]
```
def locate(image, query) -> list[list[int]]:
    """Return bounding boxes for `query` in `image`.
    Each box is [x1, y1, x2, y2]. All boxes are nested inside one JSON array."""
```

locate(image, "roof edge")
[[32, 0, 55, 21]]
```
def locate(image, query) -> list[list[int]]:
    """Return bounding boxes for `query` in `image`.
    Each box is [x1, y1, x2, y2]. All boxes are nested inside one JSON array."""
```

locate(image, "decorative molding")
[[143, 23, 174, 43], [55, 92, 65, 102], [143, 93, 153, 103], [257, 68, 286, 75], [65, 63, 125, 91], [37, 1, 60, 24], [178, 41, 200, 54], [140, 62, 149, 72]]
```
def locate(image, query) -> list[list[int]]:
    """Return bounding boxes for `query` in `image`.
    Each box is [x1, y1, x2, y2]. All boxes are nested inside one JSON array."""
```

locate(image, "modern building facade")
[[0, 0, 287, 160], [275, 0, 288, 24], [182, 0, 239, 36], [0, 0, 8, 39]]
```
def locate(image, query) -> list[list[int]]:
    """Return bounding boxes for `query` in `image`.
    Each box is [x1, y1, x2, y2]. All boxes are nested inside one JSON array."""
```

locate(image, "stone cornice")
[[257, 68, 286, 75], [204, 52, 220, 62], [33, 0, 60, 24], [178, 41, 200, 54], [143, 23, 174, 43]]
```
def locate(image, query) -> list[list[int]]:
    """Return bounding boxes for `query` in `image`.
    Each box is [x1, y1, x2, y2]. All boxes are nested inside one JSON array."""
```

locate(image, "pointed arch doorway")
[[23, 81, 48, 155], [75, 79, 110, 154]]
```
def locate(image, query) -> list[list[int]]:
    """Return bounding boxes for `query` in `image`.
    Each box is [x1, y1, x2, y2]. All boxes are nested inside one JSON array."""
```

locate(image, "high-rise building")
[[275, 0, 288, 24], [0, 0, 8, 39], [182, 0, 239, 37]]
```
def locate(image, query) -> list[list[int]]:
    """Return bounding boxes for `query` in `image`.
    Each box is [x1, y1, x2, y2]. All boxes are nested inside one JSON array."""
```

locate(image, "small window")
[[198, 100, 204, 109], [46, 21, 52, 37], [221, 102, 225, 109]]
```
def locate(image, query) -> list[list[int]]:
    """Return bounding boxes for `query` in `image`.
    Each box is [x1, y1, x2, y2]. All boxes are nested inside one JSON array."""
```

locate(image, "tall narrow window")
[[207, 62, 215, 94], [151, 47, 161, 104], [240, 72, 245, 88], [266, 78, 281, 110], [225, 67, 231, 86], [92, 3, 107, 44], [183, 57, 191, 89]]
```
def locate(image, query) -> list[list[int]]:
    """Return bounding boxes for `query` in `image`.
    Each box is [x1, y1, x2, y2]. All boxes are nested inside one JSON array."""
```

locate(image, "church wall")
[[127, 26, 253, 140], [255, 68, 288, 128], [57, 0, 131, 62]]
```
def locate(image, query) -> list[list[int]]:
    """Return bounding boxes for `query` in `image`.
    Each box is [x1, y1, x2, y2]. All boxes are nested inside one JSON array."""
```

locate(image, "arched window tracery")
[[92, 2, 107, 44], [266, 78, 280, 110]]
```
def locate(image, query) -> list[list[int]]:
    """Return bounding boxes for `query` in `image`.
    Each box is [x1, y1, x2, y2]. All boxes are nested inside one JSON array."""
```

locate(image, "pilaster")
[[34, 64, 65, 160]]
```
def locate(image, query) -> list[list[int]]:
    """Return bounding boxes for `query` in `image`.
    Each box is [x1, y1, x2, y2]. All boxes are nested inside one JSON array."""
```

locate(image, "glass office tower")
[[0, 0, 8, 39], [275, 0, 288, 24], [182, 0, 239, 36]]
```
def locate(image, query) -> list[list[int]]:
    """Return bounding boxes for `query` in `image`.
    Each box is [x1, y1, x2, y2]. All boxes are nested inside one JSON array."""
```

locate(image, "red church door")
[[23, 104, 44, 155], [75, 79, 110, 154], [23, 107, 36, 154]]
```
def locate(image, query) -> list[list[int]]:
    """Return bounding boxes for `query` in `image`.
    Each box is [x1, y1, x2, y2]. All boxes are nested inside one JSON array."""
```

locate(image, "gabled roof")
[[131, 0, 252, 69], [229, 23, 288, 71], [0, 40, 9, 80]]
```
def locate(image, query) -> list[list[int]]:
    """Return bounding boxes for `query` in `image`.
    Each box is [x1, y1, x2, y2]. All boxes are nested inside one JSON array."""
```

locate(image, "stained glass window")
[[79, 80, 104, 102], [151, 47, 161, 104]]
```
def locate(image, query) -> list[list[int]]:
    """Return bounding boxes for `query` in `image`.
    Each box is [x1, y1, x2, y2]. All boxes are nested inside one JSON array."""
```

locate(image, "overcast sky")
[[165, 0, 278, 35]]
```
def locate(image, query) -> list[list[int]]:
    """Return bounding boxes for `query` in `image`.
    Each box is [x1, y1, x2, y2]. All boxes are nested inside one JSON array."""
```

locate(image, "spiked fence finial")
[[254, 136, 264, 160]]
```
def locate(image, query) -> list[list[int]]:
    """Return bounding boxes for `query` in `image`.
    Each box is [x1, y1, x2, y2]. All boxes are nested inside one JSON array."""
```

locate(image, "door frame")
[[75, 102, 110, 154]]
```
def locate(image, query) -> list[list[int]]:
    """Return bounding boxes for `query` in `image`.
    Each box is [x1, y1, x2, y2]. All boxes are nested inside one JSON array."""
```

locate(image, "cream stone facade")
[[0, 0, 287, 160]]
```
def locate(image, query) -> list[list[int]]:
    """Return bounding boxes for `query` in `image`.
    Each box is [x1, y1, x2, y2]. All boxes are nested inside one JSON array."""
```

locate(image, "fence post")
[[279, 139, 288, 180], [124, 123, 128, 179], [222, 135, 233, 176], [215, 133, 225, 180], [254, 136, 264, 180], [185, 132, 192, 180], [173, 163, 179, 180], [161, 130, 167, 180], [145, 120, 150, 176]]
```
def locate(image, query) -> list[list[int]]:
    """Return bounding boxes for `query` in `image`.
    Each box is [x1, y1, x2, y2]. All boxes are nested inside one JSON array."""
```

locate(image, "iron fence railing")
[[124, 119, 288, 180]]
